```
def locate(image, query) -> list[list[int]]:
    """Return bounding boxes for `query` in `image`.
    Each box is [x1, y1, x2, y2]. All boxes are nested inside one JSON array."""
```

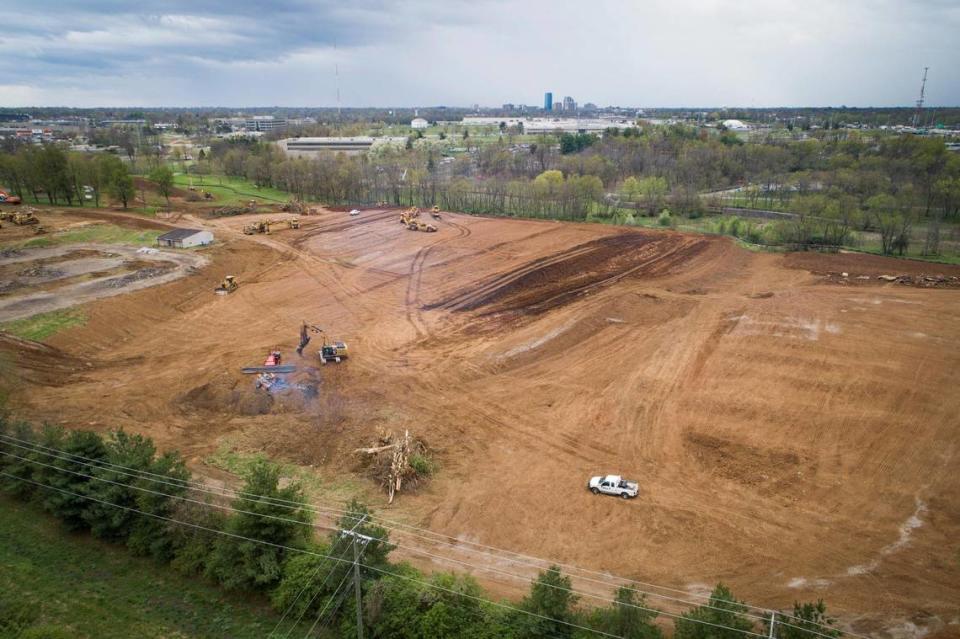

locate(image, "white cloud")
[[0, 0, 957, 107]]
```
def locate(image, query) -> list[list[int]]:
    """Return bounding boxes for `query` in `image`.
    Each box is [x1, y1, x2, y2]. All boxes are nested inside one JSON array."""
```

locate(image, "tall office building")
[[563, 96, 576, 111], [544, 92, 553, 111]]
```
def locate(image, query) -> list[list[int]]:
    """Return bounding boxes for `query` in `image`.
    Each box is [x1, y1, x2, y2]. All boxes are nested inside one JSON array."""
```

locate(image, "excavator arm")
[[297, 322, 324, 355]]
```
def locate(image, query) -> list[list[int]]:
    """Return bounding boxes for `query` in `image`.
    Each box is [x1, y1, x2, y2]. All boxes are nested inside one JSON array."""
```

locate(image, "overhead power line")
[[0, 434, 857, 639], [0, 470, 624, 639]]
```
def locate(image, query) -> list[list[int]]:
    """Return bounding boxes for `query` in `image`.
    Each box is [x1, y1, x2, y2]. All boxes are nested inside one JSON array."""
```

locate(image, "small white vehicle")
[[349, 209, 360, 216], [588, 475, 638, 499]]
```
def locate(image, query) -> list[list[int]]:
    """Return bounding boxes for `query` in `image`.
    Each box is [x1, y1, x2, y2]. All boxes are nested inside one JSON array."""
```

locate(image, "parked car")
[[349, 209, 360, 216], [587, 475, 638, 499]]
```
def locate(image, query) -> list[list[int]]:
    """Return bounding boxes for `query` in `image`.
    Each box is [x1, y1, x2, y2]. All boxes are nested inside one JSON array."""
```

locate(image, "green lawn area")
[[0, 309, 87, 342], [0, 498, 308, 639], [17, 225, 162, 249], [172, 173, 290, 205]]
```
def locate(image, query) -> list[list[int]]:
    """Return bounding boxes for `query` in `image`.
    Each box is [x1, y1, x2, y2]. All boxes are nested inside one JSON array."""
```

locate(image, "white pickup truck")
[[588, 475, 638, 499]]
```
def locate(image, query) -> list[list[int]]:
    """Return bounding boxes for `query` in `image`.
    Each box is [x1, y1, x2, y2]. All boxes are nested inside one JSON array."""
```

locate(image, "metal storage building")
[[156, 228, 213, 248]]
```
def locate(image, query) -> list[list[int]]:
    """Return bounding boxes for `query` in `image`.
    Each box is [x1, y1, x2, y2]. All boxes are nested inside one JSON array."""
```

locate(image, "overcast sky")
[[1, 0, 958, 108]]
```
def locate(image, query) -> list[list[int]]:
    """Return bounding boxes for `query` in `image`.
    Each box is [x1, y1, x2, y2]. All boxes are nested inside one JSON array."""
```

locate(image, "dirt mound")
[[0, 333, 91, 388], [431, 232, 707, 315], [177, 375, 274, 416], [784, 250, 960, 285], [66, 209, 172, 231], [683, 431, 808, 496]]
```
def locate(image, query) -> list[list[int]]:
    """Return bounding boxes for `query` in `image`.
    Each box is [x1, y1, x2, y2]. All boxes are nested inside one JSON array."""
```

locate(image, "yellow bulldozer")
[[431, 205, 441, 220], [12, 211, 39, 225], [243, 220, 269, 235], [214, 275, 238, 295], [243, 218, 300, 235]]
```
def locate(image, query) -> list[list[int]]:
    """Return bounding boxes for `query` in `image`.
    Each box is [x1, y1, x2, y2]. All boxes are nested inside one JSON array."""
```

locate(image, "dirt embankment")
[[785, 250, 960, 288]]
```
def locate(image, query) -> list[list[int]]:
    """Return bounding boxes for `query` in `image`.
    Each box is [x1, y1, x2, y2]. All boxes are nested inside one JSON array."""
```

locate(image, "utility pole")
[[353, 536, 364, 639], [913, 66, 929, 128], [340, 518, 371, 639], [767, 611, 776, 639]]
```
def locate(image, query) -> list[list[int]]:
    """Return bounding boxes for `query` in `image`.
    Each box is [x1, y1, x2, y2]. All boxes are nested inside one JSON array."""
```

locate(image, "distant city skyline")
[[1, 0, 958, 108]]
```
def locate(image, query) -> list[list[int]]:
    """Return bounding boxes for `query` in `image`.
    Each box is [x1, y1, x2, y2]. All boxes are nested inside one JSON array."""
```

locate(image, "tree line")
[[199, 125, 959, 256], [0, 145, 136, 209], [0, 417, 841, 638]]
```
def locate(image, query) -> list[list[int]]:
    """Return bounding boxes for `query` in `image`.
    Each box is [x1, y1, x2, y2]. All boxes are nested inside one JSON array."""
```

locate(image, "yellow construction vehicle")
[[12, 211, 39, 225], [297, 322, 348, 364], [214, 275, 238, 295], [404, 218, 437, 232], [244, 219, 300, 234], [242, 220, 269, 235], [431, 205, 441, 220]]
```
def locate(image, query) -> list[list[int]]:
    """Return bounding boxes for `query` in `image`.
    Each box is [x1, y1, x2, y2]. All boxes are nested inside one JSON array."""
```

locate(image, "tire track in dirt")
[[516, 237, 708, 315], [431, 244, 600, 312], [404, 217, 474, 339]]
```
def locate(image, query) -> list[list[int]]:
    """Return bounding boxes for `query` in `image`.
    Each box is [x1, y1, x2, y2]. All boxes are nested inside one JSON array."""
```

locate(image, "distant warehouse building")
[[156, 228, 213, 248], [411, 117, 429, 129], [277, 136, 407, 157]]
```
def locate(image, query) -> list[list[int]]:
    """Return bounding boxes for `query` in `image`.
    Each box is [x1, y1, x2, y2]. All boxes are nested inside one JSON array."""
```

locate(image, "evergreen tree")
[[207, 459, 311, 590], [512, 565, 579, 639], [126, 450, 189, 560], [83, 430, 156, 541], [773, 600, 840, 639], [674, 583, 755, 639], [41, 430, 107, 530]]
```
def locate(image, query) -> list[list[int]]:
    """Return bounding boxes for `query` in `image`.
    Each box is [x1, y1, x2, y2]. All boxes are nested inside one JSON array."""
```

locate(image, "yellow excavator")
[[297, 322, 348, 364], [214, 275, 238, 295]]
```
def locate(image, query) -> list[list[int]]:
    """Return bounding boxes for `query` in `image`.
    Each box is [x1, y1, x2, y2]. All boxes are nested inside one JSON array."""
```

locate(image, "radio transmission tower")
[[912, 67, 929, 128]]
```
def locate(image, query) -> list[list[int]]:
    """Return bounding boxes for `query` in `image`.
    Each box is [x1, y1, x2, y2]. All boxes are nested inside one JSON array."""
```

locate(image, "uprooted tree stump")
[[355, 429, 429, 503]]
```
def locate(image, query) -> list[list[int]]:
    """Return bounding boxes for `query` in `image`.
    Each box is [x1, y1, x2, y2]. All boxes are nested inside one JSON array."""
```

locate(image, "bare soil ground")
[[2, 206, 959, 636]]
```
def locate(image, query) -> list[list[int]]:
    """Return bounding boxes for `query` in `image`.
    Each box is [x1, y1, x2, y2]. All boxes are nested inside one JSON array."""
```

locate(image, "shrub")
[[409, 453, 437, 477], [658, 209, 673, 227], [0, 595, 38, 635]]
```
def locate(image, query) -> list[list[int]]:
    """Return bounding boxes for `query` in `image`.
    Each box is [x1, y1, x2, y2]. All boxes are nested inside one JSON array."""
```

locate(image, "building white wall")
[[161, 230, 213, 248]]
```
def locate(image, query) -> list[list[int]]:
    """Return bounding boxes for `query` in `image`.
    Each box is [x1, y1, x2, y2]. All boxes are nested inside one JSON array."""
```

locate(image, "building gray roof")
[[158, 228, 206, 241]]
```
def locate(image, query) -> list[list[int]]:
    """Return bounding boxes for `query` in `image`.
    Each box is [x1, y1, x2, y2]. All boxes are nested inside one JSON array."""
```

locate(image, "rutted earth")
[[2, 206, 960, 637]]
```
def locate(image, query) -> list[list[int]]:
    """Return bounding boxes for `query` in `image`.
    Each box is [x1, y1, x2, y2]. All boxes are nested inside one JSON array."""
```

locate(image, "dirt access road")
[[5, 206, 960, 636], [0, 243, 207, 321]]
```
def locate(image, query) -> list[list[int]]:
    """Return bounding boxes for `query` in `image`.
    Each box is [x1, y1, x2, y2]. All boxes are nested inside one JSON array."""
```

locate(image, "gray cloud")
[[0, 0, 957, 107]]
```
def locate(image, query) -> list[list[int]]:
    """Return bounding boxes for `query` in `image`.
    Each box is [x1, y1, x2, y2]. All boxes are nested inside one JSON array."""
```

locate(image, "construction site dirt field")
[[3, 206, 959, 636]]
